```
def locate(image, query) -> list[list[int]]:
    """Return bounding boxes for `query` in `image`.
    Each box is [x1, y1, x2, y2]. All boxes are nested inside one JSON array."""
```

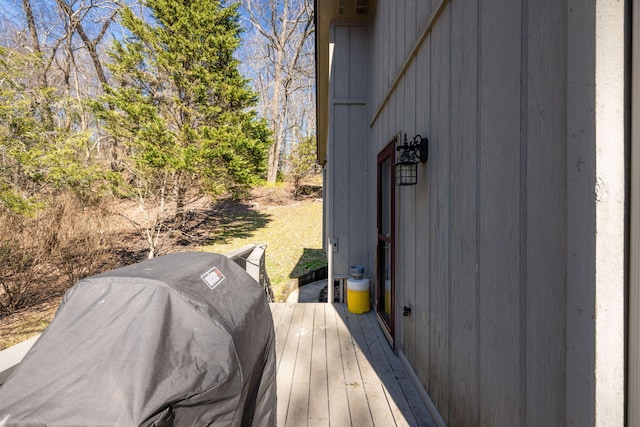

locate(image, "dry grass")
[[0, 299, 60, 351]]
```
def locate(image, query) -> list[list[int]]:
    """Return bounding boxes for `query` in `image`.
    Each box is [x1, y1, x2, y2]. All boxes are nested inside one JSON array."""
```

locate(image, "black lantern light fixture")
[[395, 133, 428, 186]]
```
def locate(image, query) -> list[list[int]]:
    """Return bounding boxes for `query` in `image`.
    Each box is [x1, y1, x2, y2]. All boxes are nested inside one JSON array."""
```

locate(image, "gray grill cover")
[[0, 252, 276, 426]]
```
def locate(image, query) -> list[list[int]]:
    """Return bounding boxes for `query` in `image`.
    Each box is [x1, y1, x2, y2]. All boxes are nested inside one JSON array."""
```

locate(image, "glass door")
[[377, 140, 395, 343]]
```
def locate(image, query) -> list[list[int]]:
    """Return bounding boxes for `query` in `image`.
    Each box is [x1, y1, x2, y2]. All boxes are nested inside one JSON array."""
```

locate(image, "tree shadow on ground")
[[202, 199, 272, 245], [186, 197, 272, 246], [290, 248, 327, 279], [111, 196, 272, 265]]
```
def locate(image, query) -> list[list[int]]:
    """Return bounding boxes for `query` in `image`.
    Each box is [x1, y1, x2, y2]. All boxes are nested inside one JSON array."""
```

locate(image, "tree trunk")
[[22, 0, 54, 131], [244, 0, 315, 184], [266, 33, 286, 183], [53, 0, 113, 90], [267, 128, 283, 183], [174, 173, 186, 224]]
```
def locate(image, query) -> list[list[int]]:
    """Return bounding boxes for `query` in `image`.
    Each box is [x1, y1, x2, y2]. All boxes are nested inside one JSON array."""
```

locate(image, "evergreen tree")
[[95, 0, 270, 222], [0, 47, 110, 214], [288, 134, 318, 199]]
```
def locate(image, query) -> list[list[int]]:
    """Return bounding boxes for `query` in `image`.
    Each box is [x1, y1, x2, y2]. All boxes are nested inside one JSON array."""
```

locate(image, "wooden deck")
[[270, 303, 437, 427]]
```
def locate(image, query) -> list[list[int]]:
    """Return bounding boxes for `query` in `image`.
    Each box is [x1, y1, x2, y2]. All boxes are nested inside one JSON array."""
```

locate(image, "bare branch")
[[241, 0, 315, 183]]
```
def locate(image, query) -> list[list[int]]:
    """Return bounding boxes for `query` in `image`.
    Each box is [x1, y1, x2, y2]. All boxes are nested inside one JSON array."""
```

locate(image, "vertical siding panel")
[[525, 1, 567, 425], [333, 26, 350, 99], [372, 8, 381, 109], [565, 1, 597, 420], [348, 105, 370, 269], [478, 0, 522, 425], [388, 93, 396, 340], [428, 6, 451, 420], [386, 0, 394, 88], [333, 104, 350, 274], [393, 85, 404, 346], [448, 0, 479, 425], [405, 0, 417, 62], [401, 60, 418, 366], [330, 24, 370, 277], [378, 1, 384, 99], [376, 95, 390, 159], [417, 0, 432, 29], [369, 112, 379, 281], [382, 101, 390, 166], [414, 38, 432, 390], [350, 26, 368, 99], [348, 26, 370, 273], [378, 0, 384, 105], [396, 0, 405, 74]]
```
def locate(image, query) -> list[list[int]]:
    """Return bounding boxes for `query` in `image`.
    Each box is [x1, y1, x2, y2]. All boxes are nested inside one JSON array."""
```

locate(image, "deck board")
[[270, 303, 437, 427], [342, 307, 397, 427], [276, 303, 304, 426], [325, 303, 351, 426], [335, 304, 374, 427], [287, 304, 314, 426], [308, 304, 329, 427], [355, 310, 417, 426]]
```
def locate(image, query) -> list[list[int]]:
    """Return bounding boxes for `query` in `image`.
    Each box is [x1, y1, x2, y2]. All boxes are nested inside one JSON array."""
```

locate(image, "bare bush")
[[0, 194, 119, 316], [47, 196, 119, 286], [0, 213, 54, 315]]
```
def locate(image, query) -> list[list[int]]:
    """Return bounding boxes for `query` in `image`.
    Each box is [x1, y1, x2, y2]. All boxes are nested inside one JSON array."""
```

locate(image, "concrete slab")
[[286, 279, 327, 303], [0, 334, 40, 385]]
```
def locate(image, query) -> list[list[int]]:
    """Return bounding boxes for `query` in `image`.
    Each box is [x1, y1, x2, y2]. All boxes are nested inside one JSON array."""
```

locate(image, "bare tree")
[[53, 0, 118, 90], [8, 1, 120, 94], [52, 0, 120, 144], [2, 0, 123, 160], [242, 0, 315, 183], [21, 0, 56, 130]]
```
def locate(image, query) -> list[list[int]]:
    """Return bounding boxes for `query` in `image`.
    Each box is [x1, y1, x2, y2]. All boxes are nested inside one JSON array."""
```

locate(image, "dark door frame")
[[376, 137, 397, 347]]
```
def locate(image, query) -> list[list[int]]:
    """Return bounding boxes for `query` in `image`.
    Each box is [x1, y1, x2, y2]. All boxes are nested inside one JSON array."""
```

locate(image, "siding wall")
[[327, 25, 371, 276], [326, 0, 626, 425]]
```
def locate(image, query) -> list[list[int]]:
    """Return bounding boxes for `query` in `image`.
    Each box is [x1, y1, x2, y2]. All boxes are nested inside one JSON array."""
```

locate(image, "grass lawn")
[[201, 196, 326, 302]]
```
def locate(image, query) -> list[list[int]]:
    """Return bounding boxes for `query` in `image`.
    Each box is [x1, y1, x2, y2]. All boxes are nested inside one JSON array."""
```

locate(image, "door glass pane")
[[380, 158, 391, 236], [377, 143, 394, 341], [382, 241, 392, 323]]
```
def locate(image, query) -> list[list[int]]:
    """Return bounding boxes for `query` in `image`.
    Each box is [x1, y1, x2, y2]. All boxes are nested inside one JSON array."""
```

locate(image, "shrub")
[[288, 135, 320, 199], [0, 194, 119, 315], [0, 213, 52, 314], [47, 196, 119, 287]]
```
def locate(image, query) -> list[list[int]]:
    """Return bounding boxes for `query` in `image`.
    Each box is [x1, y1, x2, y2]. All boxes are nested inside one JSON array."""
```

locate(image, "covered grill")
[[0, 252, 276, 426]]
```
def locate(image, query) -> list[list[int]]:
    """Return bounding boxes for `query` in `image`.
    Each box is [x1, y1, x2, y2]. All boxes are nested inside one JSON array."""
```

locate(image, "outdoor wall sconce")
[[395, 133, 428, 186]]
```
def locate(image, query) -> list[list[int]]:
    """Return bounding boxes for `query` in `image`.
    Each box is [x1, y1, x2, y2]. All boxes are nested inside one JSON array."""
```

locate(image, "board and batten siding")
[[359, 0, 625, 426], [326, 24, 371, 277]]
